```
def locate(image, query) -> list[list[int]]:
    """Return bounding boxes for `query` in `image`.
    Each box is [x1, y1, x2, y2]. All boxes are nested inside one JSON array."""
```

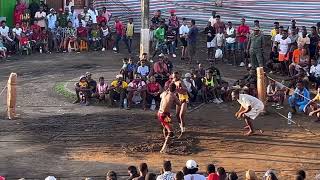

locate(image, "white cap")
[[45, 176, 57, 180], [185, 73, 191, 78], [186, 160, 198, 169], [116, 74, 123, 79]]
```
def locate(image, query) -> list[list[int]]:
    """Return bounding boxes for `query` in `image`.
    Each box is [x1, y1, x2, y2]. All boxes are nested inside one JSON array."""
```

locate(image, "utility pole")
[[140, 0, 150, 58]]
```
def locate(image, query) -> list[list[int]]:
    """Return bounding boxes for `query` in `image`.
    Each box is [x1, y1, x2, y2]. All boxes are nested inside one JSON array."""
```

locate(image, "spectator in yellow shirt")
[[109, 74, 128, 108]]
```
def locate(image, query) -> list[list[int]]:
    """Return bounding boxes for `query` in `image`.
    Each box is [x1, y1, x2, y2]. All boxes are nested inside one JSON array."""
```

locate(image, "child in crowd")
[[31, 27, 41, 51], [89, 24, 101, 51], [204, 21, 215, 61], [21, 21, 31, 37], [120, 58, 129, 81], [19, 32, 31, 53], [40, 29, 49, 53], [101, 22, 111, 51], [126, 18, 134, 53], [166, 26, 177, 58], [0, 37, 8, 58], [76, 22, 88, 49], [214, 28, 225, 62], [78, 75, 89, 105], [127, 57, 137, 82], [64, 21, 77, 52], [52, 21, 64, 52], [267, 79, 285, 109], [95, 77, 109, 103], [220, 81, 231, 101]]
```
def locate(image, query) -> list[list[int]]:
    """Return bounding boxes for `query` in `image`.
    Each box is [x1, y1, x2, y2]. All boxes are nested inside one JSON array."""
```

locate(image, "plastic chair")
[[79, 40, 88, 52], [68, 40, 77, 52]]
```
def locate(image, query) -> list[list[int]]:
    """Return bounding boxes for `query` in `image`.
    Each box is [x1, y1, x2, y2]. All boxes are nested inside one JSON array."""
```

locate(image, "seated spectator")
[[201, 70, 222, 104], [184, 160, 206, 180], [156, 160, 175, 180], [228, 172, 238, 180], [183, 73, 198, 103], [175, 171, 184, 180], [95, 77, 108, 102], [86, 72, 97, 95], [288, 80, 310, 113], [134, 163, 148, 180], [307, 87, 320, 122], [51, 21, 64, 52], [137, 59, 150, 79], [101, 21, 111, 51], [19, 32, 30, 52], [109, 74, 128, 108], [153, 54, 170, 86], [309, 59, 320, 88], [289, 46, 310, 76], [63, 21, 77, 52], [31, 20, 41, 33], [146, 173, 156, 180], [74, 75, 90, 105], [106, 170, 117, 180], [296, 170, 306, 180], [89, 23, 101, 50], [0, 37, 8, 58], [163, 56, 173, 74], [127, 73, 147, 110], [146, 76, 162, 109], [127, 57, 137, 81], [206, 164, 219, 180], [267, 79, 285, 108], [220, 81, 231, 101], [76, 22, 88, 47], [245, 170, 257, 180], [120, 58, 129, 80], [39, 29, 49, 53], [0, 21, 13, 43], [12, 23, 23, 41], [127, 166, 139, 180]]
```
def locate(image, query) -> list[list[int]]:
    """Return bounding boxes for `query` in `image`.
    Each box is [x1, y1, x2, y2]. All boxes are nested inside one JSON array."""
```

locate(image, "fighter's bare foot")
[[244, 131, 254, 136], [259, 129, 264, 134]]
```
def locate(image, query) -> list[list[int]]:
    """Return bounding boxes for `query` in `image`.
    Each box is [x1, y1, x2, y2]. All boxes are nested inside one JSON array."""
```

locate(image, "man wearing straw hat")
[[232, 89, 264, 136]]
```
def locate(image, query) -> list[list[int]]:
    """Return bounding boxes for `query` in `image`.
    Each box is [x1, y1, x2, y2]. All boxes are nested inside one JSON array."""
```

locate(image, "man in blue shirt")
[[288, 81, 310, 113]]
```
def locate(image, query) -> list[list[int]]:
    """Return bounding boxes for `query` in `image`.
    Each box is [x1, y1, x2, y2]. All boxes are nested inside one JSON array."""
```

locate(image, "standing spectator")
[[102, 7, 112, 25], [70, 6, 77, 26], [156, 160, 175, 180], [270, 22, 279, 39], [57, 8, 69, 28], [247, 27, 264, 68], [88, 4, 98, 24], [237, 18, 250, 67], [184, 160, 206, 180], [47, 8, 57, 30], [101, 22, 111, 51], [28, 0, 40, 20], [179, 18, 189, 61], [168, 9, 179, 47], [35, 6, 47, 30], [208, 11, 217, 27], [204, 21, 215, 61], [74, 14, 86, 28], [308, 26, 319, 59], [126, 18, 135, 53], [207, 164, 219, 180], [40, 0, 49, 13], [150, 10, 163, 50], [97, 10, 107, 25], [14, 0, 27, 25], [65, 0, 73, 12], [82, 6, 92, 23], [167, 26, 177, 58], [297, 29, 310, 48], [213, 15, 225, 33], [134, 163, 149, 180], [113, 17, 130, 53], [153, 21, 166, 57], [214, 28, 225, 62], [226, 21, 236, 65], [187, 19, 199, 63], [128, 166, 140, 180], [276, 29, 291, 74]]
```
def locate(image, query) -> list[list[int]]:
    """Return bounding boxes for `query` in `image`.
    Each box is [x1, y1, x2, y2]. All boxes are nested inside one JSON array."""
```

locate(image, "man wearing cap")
[[47, 8, 57, 30], [109, 74, 128, 108], [247, 27, 264, 68], [232, 89, 264, 136], [184, 160, 206, 180]]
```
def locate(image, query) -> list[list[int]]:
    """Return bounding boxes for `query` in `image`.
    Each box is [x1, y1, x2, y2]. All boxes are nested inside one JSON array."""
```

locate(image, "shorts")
[[157, 111, 172, 127], [238, 42, 247, 50], [226, 42, 236, 51], [207, 41, 215, 48], [278, 53, 289, 62], [0, 47, 7, 51], [244, 107, 263, 120], [180, 37, 187, 47]]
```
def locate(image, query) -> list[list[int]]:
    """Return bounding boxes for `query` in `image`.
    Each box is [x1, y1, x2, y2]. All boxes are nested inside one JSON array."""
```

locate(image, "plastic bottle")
[[39, 46, 43, 54], [287, 112, 292, 125], [150, 99, 156, 111], [123, 98, 128, 109]]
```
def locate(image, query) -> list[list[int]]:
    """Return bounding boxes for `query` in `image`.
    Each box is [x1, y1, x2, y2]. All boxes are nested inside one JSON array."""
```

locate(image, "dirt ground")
[[0, 36, 320, 180]]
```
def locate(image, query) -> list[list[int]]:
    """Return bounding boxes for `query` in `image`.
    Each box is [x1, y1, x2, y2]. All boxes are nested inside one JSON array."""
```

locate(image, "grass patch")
[[53, 82, 76, 101]]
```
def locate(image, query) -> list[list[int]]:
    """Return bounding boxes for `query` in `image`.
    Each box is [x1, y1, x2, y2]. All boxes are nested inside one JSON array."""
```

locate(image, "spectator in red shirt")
[[146, 75, 163, 109], [77, 21, 88, 45], [237, 18, 250, 67], [97, 10, 107, 26], [207, 164, 219, 180], [31, 20, 41, 33], [19, 32, 31, 52], [113, 17, 131, 53], [213, 15, 225, 33]]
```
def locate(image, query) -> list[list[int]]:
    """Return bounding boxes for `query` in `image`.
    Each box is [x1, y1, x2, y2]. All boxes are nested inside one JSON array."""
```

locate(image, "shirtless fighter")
[[172, 71, 189, 134], [158, 83, 182, 153]]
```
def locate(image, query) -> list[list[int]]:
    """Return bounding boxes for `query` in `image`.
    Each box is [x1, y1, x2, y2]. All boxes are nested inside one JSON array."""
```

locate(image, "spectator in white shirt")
[[309, 59, 320, 87], [35, 6, 47, 29], [73, 14, 86, 28], [0, 21, 13, 42], [184, 160, 206, 180], [156, 161, 175, 180], [183, 73, 197, 102], [12, 23, 23, 39], [208, 11, 216, 27], [179, 18, 189, 60], [137, 60, 150, 78], [88, 4, 98, 24]]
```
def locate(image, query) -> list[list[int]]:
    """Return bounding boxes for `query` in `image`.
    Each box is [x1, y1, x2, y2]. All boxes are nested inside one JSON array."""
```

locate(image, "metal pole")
[[140, 0, 150, 58]]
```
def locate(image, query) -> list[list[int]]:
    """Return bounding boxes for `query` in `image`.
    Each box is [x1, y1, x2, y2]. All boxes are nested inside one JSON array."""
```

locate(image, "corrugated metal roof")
[[95, 0, 320, 32]]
